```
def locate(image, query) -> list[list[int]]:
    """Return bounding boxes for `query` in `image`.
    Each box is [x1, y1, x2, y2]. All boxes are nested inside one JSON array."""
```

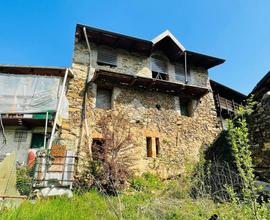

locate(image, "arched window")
[[151, 54, 168, 80], [97, 46, 117, 67]]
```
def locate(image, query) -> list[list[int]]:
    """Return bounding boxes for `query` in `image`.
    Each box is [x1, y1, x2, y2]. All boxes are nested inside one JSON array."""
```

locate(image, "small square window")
[[14, 129, 28, 142], [180, 99, 193, 117], [91, 139, 105, 161], [96, 88, 112, 109]]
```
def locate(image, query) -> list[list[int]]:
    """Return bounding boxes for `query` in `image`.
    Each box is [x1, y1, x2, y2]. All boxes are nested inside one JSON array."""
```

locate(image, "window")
[[91, 139, 105, 161], [175, 64, 190, 83], [96, 88, 112, 109], [31, 133, 44, 149], [14, 129, 27, 142], [146, 137, 152, 157], [97, 47, 117, 66], [180, 99, 192, 117], [155, 138, 160, 156], [151, 55, 168, 80]]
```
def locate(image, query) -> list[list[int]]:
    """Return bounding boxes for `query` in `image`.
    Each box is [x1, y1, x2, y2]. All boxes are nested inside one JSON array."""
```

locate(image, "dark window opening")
[[155, 104, 161, 110], [97, 48, 117, 67], [31, 133, 45, 149], [91, 139, 105, 161], [96, 88, 112, 109], [180, 99, 193, 117], [146, 137, 152, 157], [155, 138, 160, 156], [152, 71, 169, 80]]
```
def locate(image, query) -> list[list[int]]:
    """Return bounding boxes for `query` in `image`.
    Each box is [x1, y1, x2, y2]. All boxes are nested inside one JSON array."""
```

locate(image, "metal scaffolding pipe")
[[48, 68, 69, 150]]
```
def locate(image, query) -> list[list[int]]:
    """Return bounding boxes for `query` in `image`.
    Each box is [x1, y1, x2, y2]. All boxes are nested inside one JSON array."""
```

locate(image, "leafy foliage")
[[75, 109, 133, 195], [16, 166, 33, 196]]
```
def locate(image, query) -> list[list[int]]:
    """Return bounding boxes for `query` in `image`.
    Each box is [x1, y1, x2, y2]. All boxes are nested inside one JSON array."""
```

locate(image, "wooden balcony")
[[215, 95, 241, 113]]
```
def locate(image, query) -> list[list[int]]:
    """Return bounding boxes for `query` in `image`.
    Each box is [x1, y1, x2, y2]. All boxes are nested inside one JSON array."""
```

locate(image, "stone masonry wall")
[[250, 91, 270, 177], [85, 84, 220, 178], [73, 42, 209, 87], [61, 40, 221, 177]]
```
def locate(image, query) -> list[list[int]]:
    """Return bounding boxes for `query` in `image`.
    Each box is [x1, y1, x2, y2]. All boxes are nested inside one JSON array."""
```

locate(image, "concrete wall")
[[60, 40, 221, 177], [1, 126, 48, 164], [1, 126, 32, 164]]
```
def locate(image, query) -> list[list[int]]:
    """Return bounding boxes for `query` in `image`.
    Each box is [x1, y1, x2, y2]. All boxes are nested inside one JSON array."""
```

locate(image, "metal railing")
[[33, 153, 77, 188]]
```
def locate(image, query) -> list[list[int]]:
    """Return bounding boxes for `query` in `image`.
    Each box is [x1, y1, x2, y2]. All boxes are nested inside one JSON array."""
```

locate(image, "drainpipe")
[[82, 27, 92, 155], [184, 51, 188, 84], [43, 112, 49, 148], [48, 68, 69, 150], [83, 27, 92, 83]]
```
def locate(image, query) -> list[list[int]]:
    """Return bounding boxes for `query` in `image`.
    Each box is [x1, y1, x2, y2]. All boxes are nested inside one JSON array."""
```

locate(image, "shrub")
[[130, 173, 163, 192], [16, 165, 33, 196]]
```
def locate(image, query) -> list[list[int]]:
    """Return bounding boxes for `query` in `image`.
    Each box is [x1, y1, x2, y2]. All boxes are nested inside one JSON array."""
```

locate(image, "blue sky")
[[0, 0, 270, 95]]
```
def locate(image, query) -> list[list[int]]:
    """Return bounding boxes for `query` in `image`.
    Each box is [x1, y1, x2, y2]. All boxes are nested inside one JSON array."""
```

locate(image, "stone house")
[[59, 24, 227, 177], [249, 71, 270, 179]]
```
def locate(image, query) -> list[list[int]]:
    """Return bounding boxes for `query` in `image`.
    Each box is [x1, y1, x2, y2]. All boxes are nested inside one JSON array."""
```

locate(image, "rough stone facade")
[[60, 38, 221, 178], [250, 91, 270, 178]]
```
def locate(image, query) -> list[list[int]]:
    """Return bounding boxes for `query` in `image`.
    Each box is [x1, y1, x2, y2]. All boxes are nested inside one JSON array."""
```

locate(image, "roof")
[[152, 30, 186, 51], [0, 65, 74, 78], [76, 24, 225, 69], [250, 71, 270, 100], [210, 80, 247, 103]]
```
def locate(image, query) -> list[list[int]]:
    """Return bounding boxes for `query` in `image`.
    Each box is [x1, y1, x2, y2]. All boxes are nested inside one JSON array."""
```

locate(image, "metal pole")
[[43, 112, 48, 149], [83, 26, 93, 156], [48, 68, 69, 150]]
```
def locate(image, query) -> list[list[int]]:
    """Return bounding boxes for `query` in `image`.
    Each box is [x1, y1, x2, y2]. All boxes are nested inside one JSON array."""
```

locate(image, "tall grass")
[[1, 174, 265, 220]]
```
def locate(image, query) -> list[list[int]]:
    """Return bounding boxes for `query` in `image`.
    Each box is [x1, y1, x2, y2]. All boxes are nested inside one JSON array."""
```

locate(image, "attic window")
[[97, 47, 117, 67], [175, 64, 190, 83], [151, 55, 168, 80]]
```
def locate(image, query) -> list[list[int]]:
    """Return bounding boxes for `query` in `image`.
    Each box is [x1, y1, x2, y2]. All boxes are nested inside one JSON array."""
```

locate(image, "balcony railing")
[[216, 95, 241, 113]]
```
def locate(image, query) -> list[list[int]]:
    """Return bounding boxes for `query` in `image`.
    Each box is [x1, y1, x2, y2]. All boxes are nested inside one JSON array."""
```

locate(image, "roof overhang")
[[76, 24, 152, 55], [91, 69, 209, 98], [210, 80, 246, 103], [152, 30, 185, 51], [77, 24, 225, 70], [185, 51, 225, 69], [250, 71, 270, 100], [0, 65, 74, 78]]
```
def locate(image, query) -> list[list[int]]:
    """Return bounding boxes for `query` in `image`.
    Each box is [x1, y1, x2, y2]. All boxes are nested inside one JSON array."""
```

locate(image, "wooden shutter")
[[97, 48, 117, 66], [175, 64, 190, 82], [175, 64, 185, 82], [96, 88, 112, 109]]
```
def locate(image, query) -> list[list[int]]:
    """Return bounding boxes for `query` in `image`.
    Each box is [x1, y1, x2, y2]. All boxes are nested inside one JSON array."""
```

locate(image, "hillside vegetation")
[[1, 173, 269, 220]]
